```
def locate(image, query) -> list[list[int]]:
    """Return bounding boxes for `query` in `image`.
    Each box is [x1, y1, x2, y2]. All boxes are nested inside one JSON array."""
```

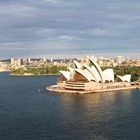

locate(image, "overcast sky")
[[0, 0, 140, 58]]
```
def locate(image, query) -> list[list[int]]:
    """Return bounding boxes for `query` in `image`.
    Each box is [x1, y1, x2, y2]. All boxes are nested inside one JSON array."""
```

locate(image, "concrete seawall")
[[47, 85, 140, 94]]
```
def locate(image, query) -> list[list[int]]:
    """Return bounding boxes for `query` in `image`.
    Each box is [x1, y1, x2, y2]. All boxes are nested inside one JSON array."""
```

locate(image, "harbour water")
[[0, 72, 140, 140]]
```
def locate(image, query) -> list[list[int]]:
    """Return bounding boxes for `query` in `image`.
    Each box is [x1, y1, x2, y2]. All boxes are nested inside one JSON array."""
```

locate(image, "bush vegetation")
[[103, 66, 140, 82], [11, 65, 140, 81], [11, 65, 67, 75]]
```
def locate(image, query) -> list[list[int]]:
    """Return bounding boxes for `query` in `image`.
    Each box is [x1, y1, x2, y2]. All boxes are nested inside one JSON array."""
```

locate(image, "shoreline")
[[47, 84, 140, 94], [9, 73, 60, 76]]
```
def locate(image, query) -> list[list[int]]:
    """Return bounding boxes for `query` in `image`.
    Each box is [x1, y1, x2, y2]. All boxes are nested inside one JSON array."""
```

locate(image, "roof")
[[73, 60, 82, 69], [59, 71, 71, 80], [103, 69, 114, 82], [89, 58, 105, 82], [117, 74, 131, 82], [74, 69, 95, 81]]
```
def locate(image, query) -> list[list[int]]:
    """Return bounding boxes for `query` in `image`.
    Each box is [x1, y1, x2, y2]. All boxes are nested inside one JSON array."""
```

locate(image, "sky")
[[0, 0, 140, 59]]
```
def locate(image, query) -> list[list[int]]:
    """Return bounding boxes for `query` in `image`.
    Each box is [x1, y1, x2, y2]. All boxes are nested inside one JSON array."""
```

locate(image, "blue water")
[[0, 72, 140, 140]]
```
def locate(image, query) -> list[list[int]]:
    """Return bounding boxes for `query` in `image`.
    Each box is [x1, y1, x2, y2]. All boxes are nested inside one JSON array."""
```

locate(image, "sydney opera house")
[[47, 57, 139, 94]]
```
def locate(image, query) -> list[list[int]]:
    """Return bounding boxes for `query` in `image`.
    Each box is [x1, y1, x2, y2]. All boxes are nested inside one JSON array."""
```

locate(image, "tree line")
[[11, 65, 140, 81], [11, 65, 67, 75], [103, 66, 140, 82]]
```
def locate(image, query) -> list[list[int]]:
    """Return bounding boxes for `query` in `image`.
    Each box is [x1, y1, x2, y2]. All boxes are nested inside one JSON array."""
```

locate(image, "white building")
[[59, 57, 131, 83], [48, 57, 140, 93], [11, 58, 21, 67]]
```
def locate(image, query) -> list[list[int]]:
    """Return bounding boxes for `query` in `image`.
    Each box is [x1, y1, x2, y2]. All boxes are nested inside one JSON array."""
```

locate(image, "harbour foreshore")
[[10, 73, 59, 76], [47, 83, 140, 94]]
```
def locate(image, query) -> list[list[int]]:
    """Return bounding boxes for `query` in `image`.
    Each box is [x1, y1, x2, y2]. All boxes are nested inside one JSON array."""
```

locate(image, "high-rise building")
[[10, 58, 21, 67]]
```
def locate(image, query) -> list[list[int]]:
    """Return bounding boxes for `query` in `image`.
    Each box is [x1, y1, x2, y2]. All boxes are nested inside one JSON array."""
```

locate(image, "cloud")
[[43, 0, 61, 3], [0, 0, 140, 58], [87, 28, 112, 37], [58, 35, 77, 41], [40, 0, 64, 5]]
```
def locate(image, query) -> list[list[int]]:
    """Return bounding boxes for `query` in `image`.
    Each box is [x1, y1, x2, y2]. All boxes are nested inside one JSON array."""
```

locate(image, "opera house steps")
[[65, 81, 85, 90]]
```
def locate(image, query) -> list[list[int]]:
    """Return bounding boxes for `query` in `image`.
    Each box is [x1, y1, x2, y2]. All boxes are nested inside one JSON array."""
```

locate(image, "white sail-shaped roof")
[[103, 69, 114, 82], [59, 71, 71, 81], [73, 60, 82, 69], [89, 58, 105, 83], [90, 66, 102, 82], [67, 67, 74, 74], [117, 74, 131, 82], [82, 64, 98, 82], [58, 57, 132, 83], [74, 69, 95, 81]]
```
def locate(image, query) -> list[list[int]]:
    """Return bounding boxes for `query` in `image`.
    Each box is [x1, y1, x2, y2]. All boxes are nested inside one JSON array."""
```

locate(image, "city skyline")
[[0, 0, 140, 58]]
